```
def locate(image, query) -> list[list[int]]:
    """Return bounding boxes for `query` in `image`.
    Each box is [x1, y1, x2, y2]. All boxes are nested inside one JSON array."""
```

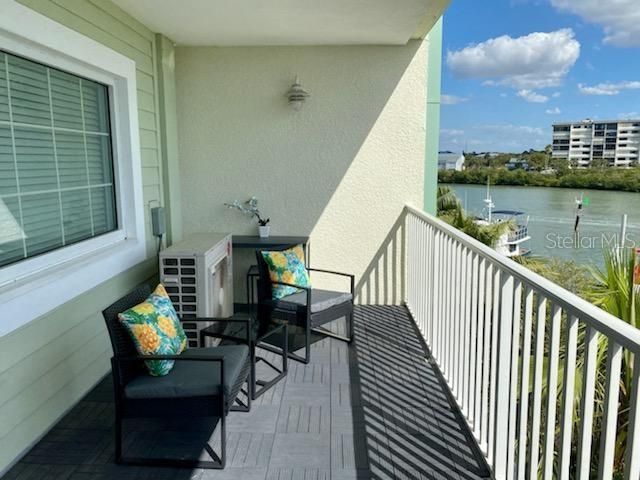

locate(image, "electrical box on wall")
[[159, 233, 234, 348], [151, 206, 166, 237]]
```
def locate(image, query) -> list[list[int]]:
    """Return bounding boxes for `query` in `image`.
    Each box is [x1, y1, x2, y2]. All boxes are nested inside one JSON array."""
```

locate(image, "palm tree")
[[588, 247, 639, 474], [592, 248, 639, 328], [436, 185, 460, 215]]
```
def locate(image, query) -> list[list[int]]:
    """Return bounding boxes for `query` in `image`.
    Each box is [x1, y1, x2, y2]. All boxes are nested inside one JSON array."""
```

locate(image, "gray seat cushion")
[[277, 289, 352, 313], [124, 345, 249, 399]]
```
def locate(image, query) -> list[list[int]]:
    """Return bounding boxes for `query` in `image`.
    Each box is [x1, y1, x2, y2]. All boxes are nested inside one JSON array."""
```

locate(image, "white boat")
[[476, 182, 532, 258]]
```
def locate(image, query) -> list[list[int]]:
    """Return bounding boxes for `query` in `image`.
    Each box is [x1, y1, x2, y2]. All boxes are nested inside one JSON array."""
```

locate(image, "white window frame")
[[0, 0, 146, 336]]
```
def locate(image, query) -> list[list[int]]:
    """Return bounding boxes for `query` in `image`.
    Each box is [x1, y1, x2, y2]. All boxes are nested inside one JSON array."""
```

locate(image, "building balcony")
[[3, 0, 640, 477], [4, 206, 640, 480]]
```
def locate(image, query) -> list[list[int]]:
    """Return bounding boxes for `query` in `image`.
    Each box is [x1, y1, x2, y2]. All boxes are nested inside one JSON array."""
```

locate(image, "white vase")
[[258, 225, 270, 238]]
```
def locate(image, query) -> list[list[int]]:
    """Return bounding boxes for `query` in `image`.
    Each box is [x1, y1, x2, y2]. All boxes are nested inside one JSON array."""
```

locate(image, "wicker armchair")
[[255, 250, 354, 364], [102, 285, 251, 469]]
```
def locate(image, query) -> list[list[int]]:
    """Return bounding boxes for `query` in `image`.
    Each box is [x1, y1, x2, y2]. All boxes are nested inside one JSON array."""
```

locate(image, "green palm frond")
[[591, 248, 640, 328], [436, 185, 460, 215]]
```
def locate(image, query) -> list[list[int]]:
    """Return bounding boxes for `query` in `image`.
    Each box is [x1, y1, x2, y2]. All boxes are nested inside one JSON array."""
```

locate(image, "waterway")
[[448, 184, 640, 268]]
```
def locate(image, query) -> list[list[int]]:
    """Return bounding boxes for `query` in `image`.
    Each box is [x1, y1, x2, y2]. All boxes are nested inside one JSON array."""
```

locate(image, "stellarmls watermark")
[[546, 232, 637, 249]]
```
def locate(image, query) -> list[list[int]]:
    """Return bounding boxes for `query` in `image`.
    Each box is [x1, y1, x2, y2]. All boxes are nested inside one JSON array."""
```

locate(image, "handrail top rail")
[[404, 204, 640, 352]]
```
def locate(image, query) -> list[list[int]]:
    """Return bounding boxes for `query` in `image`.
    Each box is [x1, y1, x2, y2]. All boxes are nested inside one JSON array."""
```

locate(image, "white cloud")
[[441, 94, 468, 105], [619, 112, 640, 120], [550, 0, 640, 47], [511, 0, 543, 5], [439, 129, 466, 150], [517, 89, 549, 103], [446, 29, 580, 89], [578, 81, 640, 95], [552, 92, 561, 98], [546, 107, 562, 114], [476, 124, 545, 136], [440, 128, 465, 137], [444, 124, 547, 153]]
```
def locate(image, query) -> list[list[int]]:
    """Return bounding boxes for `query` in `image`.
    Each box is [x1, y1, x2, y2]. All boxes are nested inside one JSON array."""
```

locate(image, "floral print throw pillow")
[[261, 244, 311, 300], [118, 284, 188, 376]]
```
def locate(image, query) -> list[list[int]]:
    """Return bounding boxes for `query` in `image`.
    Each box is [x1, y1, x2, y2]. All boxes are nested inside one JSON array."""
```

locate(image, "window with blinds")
[[0, 50, 117, 268]]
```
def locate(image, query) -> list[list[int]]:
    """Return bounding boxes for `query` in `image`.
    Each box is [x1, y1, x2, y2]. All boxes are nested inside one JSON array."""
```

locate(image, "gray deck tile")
[[227, 405, 280, 433], [2, 306, 490, 480], [281, 384, 330, 406], [268, 433, 331, 468], [266, 468, 330, 480], [276, 405, 330, 434]]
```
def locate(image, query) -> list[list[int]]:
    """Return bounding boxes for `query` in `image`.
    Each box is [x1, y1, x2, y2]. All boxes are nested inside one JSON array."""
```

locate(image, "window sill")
[[0, 237, 147, 337]]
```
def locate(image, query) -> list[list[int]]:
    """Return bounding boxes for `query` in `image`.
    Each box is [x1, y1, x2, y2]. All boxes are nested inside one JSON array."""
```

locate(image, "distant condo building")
[[552, 119, 640, 167]]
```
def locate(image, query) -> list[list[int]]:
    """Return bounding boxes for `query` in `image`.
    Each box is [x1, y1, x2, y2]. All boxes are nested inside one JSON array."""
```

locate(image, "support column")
[[424, 17, 443, 215]]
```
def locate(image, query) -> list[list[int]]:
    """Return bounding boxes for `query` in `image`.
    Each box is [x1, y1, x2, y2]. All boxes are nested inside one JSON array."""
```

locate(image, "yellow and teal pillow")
[[261, 245, 311, 300], [118, 284, 187, 376]]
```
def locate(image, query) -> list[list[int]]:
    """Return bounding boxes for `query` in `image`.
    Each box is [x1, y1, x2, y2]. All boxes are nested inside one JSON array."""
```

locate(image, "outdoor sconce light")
[[286, 76, 310, 111]]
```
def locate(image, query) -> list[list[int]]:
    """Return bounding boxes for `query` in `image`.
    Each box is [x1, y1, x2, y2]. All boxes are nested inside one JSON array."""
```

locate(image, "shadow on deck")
[[2, 306, 490, 480]]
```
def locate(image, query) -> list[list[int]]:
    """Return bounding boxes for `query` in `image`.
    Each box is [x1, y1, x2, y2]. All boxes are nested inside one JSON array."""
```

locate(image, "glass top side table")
[[199, 313, 288, 400]]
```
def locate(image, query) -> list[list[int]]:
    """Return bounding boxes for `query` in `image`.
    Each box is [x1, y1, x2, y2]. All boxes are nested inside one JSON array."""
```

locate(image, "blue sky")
[[439, 0, 640, 153]]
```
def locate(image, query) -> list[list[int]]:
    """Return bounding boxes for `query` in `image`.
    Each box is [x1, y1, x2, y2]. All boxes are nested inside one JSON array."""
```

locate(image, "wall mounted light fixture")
[[286, 76, 310, 111]]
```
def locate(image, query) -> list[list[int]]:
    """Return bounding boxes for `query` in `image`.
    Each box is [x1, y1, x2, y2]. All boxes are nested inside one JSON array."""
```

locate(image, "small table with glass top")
[[199, 312, 288, 400]]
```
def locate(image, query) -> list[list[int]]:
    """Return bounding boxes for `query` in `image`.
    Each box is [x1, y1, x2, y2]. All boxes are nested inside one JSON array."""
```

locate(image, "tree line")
[[439, 166, 640, 192]]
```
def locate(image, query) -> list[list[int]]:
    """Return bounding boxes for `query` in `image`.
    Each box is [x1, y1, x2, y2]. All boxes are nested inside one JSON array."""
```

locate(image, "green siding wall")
[[0, 260, 157, 472], [15, 0, 167, 249], [1, 0, 169, 473]]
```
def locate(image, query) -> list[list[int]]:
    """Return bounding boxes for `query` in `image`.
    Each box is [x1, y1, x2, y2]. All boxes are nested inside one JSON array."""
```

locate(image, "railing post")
[[493, 273, 514, 480], [598, 340, 623, 479], [543, 304, 562, 480], [624, 353, 640, 480], [487, 267, 500, 465], [480, 262, 493, 454], [429, 226, 439, 346], [402, 209, 409, 307]]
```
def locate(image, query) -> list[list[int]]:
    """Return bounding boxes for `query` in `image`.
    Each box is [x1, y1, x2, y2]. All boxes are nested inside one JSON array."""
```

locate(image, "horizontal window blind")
[[0, 50, 117, 268]]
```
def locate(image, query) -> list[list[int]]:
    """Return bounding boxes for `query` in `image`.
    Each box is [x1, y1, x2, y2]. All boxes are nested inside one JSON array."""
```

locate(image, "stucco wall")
[[175, 41, 428, 300]]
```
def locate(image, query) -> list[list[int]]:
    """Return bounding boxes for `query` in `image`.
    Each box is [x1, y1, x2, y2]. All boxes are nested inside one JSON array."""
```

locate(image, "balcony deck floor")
[[2, 306, 490, 480]]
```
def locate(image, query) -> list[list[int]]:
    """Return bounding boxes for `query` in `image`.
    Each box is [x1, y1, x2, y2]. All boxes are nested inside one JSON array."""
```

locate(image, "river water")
[[448, 184, 640, 268]]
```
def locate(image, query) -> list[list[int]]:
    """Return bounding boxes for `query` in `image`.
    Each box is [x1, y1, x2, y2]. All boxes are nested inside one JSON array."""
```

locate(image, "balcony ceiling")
[[111, 0, 449, 46]]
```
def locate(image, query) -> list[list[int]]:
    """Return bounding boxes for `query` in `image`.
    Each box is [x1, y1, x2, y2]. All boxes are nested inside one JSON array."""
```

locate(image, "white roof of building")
[[553, 118, 640, 126], [438, 152, 464, 162]]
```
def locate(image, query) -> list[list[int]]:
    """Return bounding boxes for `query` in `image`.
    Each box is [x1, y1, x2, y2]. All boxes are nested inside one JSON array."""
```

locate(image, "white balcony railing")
[[358, 205, 640, 480], [404, 205, 640, 480]]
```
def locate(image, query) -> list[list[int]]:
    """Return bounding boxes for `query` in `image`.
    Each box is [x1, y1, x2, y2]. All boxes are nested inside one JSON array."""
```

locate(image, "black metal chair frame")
[[246, 264, 259, 313], [199, 314, 289, 400], [102, 285, 251, 470], [256, 251, 355, 364], [251, 323, 288, 398]]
